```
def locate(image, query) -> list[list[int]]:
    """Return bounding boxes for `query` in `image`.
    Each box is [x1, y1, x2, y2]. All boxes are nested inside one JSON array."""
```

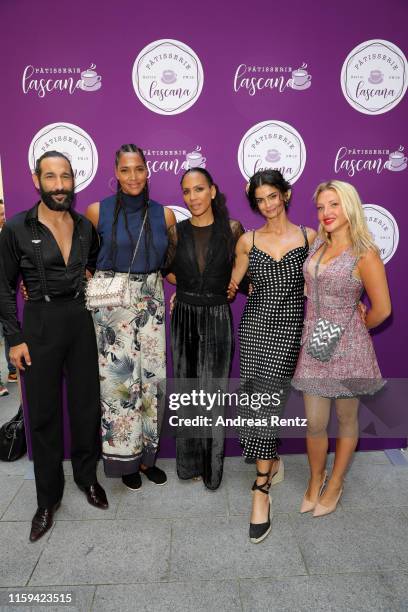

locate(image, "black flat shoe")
[[122, 472, 142, 491], [140, 465, 167, 485], [249, 470, 272, 544]]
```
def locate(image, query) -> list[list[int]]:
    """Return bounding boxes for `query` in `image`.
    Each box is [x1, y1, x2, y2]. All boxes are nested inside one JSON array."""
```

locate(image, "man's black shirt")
[[0, 203, 99, 346]]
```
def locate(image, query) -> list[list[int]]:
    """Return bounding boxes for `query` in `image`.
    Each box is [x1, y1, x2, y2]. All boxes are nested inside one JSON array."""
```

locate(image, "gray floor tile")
[[29, 519, 171, 585], [93, 580, 241, 612], [117, 468, 228, 519], [170, 514, 306, 580], [0, 586, 95, 612], [340, 463, 408, 510], [0, 522, 50, 587], [290, 507, 408, 575], [348, 450, 392, 466], [381, 571, 408, 612], [0, 455, 29, 477], [240, 573, 399, 612], [278, 454, 310, 468], [0, 474, 24, 519], [2, 475, 123, 521], [225, 465, 309, 516]]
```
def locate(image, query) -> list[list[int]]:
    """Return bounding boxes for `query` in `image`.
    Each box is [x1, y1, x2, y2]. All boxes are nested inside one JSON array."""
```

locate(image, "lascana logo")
[[334, 145, 407, 177], [234, 62, 312, 96], [132, 39, 204, 115], [341, 40, 407, 115], [238, 120, 306, 183], [144, 146, 207, 177], [28, 122, 98, 192], [363, 204, 399, 264], [22, 64, 102, 98]]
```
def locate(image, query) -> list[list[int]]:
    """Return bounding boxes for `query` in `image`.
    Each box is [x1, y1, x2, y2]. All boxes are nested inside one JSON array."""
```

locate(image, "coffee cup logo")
[[185, 148, 206, 169], [28, 122, 98, 192], [341, 40, 408, 115], [363, 204, 399, 263], [161, 70, 177, 84], [290, 63, 312, 91], [238, 120, 306, 183], [132, 39, 204, 115], [368, 69, 383, 85], [79, 64, 102, 92], [386, 146, 407, 172], [265, 149, 281, 163]]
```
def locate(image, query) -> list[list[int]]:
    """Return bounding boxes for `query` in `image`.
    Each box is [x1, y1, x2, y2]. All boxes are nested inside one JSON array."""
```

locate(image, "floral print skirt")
[[92, 271, 166, 477]]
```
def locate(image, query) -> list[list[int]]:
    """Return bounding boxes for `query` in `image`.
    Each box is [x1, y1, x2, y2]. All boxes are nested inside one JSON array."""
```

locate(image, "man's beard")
[[40, 186, 75, 211]]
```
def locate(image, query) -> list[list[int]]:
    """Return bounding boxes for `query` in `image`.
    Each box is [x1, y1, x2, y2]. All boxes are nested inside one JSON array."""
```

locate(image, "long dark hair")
[[180, 167, 235, 262], [247, 169, 292, 213], [111, 144, 155, 270]]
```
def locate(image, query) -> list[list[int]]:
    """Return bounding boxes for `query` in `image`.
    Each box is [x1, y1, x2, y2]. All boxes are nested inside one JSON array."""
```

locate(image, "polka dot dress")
[[239, 226, 309, 459]]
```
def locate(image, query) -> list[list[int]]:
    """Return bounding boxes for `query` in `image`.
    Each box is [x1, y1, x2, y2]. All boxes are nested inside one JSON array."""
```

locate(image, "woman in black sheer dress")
[[166, 168, 244, 490]]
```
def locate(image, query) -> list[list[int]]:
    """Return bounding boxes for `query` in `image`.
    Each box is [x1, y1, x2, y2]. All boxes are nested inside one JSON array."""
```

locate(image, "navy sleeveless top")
[[96, 193, 168, 273]]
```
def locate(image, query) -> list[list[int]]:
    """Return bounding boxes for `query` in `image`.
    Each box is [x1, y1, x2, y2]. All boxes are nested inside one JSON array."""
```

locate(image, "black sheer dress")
[[167, 218, 244, 490]]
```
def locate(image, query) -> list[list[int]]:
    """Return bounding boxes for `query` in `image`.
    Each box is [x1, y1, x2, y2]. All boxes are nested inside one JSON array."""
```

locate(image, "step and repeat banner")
[[1, 0, 407, 452]]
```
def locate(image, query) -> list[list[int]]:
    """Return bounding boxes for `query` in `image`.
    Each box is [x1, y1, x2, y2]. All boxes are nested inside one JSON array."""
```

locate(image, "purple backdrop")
[[1, 0, 407, 456]]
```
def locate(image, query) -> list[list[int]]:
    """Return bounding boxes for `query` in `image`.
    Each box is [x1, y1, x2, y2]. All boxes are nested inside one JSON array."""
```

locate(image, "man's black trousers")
[[22, 298, 101, 507]]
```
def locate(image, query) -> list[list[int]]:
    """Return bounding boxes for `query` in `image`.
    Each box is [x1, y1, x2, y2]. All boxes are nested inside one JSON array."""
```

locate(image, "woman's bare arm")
[[231, 232, 251, 285], [306, 227, 317, 247], [164, 207, 177, 229], [85, 202, 100, 229], [357, 249, 391, 329]]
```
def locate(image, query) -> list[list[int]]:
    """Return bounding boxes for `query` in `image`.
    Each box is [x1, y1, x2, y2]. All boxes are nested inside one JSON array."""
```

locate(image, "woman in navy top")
[[86, 144, 176, 490]]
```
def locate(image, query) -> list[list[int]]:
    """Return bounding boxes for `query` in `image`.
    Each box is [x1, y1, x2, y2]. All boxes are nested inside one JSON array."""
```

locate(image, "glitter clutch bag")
[[85, 274, 131, 309]]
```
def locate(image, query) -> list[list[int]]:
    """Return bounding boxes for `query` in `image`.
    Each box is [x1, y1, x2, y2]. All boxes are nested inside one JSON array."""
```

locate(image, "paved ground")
[[1, 347, 408, 611]]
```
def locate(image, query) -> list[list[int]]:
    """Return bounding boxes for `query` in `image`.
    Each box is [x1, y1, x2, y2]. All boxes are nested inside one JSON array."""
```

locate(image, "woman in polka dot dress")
[[230, 170, 316, 543]]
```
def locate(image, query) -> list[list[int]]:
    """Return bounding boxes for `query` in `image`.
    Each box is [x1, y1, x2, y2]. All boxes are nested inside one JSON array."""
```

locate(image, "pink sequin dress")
[[292, 238, 384, 398]]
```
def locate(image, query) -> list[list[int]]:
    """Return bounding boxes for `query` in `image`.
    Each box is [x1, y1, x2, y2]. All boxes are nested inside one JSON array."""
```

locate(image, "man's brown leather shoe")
[[79, 482, 108, 509], [29, 502, 60, 542]]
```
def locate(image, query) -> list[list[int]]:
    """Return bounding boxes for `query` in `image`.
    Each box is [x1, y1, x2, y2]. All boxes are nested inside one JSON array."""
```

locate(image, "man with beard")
[[0, 151, 108, 542]]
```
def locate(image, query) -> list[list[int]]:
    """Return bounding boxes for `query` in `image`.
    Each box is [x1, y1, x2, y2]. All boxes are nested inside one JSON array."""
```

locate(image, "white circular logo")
[[363, 204, 399, 263], [132, 39, 204, 115], [168, 205, 191, 222], [28, 122, 98, 192], [238, 120, 306, 183], [341, 39, 408, 115]]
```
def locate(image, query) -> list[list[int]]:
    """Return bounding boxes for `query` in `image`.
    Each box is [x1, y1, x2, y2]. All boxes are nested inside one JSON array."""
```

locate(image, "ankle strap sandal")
[[250, 470, 272, 544], [251, 470, 272, 495]]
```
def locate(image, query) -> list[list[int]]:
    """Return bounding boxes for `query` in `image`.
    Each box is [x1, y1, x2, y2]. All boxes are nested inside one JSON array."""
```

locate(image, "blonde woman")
[[293, 180, 391, 516]]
